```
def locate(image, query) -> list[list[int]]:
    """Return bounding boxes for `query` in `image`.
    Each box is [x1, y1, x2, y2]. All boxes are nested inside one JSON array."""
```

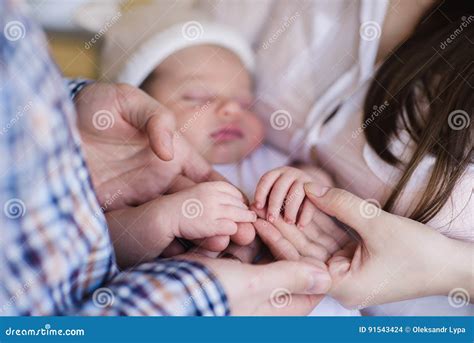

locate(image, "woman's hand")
[[179, 253, 332, 315], [253, 206, 351, 262], [303, 184, 473, 308]]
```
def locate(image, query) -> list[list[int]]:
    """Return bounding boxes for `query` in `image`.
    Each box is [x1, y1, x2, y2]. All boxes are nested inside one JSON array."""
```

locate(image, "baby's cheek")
[[245, 116, 265, 151]]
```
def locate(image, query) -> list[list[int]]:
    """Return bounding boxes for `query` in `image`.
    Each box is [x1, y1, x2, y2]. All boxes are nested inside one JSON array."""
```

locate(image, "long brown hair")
[[364, 1, 473, 223]]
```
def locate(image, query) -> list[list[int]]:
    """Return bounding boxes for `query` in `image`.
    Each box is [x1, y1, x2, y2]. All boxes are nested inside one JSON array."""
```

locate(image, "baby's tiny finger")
[[267, 174, 294, 222], [251, 205, 267, 219], [254, 170, 281, 209], [213, 181, 245, 200], [219, 192, 248, 209], [213, 219, 239, 236], [220, 206, 257, 223], [283, 182, 305, 224]]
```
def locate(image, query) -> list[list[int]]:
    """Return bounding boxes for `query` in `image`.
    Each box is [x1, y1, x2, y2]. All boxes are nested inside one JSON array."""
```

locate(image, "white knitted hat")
[[77, 2, 255, 86]]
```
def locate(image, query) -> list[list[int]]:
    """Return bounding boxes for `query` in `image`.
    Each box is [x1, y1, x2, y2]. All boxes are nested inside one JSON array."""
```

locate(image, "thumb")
[[116, 84, 176, 161], [146, 113, 176, 161], [304, 184, 379, 239], [176, 137, 214, 183], [256, 260, 331, 295]]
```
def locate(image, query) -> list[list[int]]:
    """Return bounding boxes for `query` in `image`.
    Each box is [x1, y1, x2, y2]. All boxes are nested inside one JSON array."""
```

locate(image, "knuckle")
[[261, 171, 276, 182], [227, 222, 238, 234], [211, 181, 227, 190]]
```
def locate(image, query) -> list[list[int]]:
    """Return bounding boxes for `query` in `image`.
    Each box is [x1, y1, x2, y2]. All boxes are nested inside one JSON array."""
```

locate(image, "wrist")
[[427, 235, 473, 298], [442, 238, 473, 298], [159, 193, 185, 238]]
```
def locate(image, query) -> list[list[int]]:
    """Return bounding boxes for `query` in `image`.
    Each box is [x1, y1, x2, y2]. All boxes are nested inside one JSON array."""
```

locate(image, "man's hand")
[[74, 82, 215, 209], [180, 253, 331, 315]]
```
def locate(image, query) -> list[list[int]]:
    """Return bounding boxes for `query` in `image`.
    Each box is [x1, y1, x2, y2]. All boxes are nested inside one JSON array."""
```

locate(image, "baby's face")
[[142, 45, 264, 164]]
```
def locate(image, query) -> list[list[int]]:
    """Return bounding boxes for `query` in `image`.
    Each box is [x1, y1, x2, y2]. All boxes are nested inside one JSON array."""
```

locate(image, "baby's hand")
[[254, 166, 317, 227], [172, 181, 257, 241]]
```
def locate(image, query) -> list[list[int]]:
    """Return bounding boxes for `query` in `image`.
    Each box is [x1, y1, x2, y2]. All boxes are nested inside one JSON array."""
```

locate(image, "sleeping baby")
[[101, 11, 358, 316]]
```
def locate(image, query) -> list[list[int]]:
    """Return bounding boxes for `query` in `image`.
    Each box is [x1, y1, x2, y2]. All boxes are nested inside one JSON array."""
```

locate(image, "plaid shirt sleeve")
[[66, 79, 91, 99], [0, 0, 229, 316]]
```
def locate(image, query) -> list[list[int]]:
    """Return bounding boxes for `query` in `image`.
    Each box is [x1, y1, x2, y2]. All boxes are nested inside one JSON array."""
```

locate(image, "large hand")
[[180, 253, 332, 315], [74, 82, 215, 209], [303, 184, 474, 309], [253, 206, 351, 262]]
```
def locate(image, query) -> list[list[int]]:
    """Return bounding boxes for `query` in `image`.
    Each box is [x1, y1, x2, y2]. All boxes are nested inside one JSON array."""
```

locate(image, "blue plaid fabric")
[[0, 0, 229, 316]]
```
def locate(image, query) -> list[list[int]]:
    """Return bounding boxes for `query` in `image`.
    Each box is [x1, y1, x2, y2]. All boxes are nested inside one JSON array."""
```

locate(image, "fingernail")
[[307, 270, 331, 294], [254, 201, 262, 209], [305, 184, 329, 197]]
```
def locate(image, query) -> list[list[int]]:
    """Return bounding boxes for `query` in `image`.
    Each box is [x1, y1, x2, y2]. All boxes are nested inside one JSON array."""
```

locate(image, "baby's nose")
[[217, 99, 244, 119]]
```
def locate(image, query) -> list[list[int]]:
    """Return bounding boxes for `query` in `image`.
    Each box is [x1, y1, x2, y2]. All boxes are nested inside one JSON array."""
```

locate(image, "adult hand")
[[253, 206, 351, 262], [74, 82, 218, 209], [180, 253, 331, 315], [303, 184, 474, 309]]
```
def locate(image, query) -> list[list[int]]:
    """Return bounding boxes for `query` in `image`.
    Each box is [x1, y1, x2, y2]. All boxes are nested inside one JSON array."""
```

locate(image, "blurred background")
[[28, 0, 150, 78]]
